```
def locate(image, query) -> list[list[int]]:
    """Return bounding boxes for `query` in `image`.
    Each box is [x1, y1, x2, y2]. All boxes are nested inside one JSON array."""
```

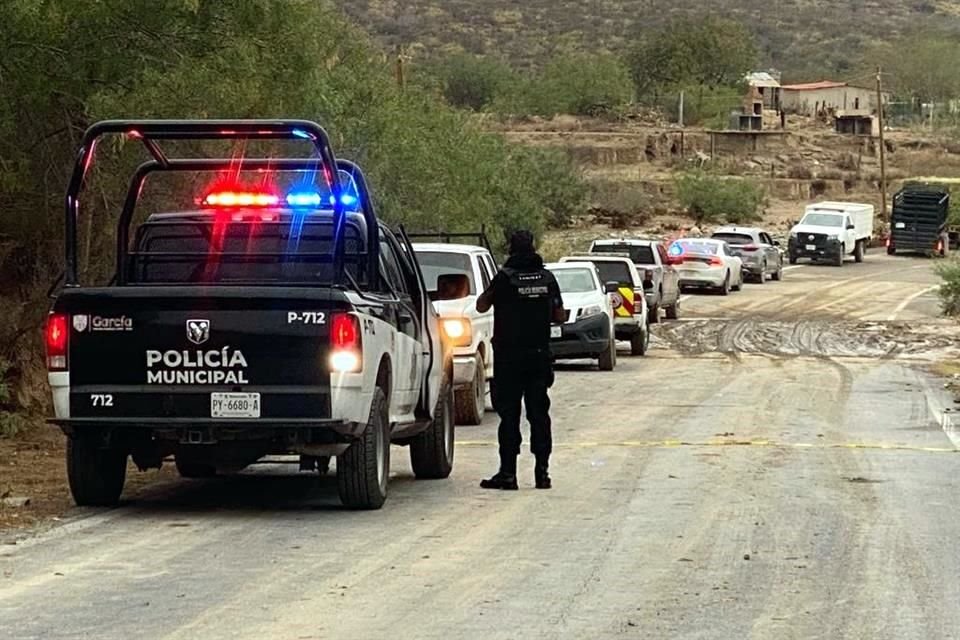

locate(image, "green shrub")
[[675, 171, 764, 225], [427, 54, 517, 111], [494, 53, 633, 117], [936, 258, 960, 316]]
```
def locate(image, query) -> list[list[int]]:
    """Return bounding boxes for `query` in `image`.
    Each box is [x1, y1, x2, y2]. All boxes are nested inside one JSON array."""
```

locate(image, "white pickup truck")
[[412, 240, 498, 425], [787, 202, 875, 266]]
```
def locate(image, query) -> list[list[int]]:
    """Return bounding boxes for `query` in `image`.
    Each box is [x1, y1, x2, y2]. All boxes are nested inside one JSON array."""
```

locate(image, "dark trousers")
[[490, 348, 554, 471]]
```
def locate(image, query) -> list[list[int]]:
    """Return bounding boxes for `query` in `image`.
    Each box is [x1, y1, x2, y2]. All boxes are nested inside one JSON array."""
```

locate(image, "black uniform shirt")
[[478, 252, 564, 353]]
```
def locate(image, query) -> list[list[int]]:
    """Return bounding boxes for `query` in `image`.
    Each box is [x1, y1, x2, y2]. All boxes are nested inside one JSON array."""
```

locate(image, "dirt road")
[[2, 252, 959, 639]]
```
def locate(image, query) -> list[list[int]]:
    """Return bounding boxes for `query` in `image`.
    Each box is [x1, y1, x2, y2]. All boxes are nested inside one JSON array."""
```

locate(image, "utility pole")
[[876, 66, 887, 221], [678, 90, 684, 128], [395, 44, 405, 91]]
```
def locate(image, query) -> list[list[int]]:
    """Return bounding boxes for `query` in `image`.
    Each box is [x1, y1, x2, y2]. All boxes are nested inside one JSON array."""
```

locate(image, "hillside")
[[335, 0, 960, 78]]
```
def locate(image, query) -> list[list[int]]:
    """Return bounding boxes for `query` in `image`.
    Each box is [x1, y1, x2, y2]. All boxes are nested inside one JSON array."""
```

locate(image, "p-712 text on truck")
[[45, 120, 461, 510]]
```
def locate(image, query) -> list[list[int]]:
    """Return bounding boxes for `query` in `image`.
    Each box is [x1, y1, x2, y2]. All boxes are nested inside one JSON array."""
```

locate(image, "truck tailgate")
[[53, 286, 350, 422]]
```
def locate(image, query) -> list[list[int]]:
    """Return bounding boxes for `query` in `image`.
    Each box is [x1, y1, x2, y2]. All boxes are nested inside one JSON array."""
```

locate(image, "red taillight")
[[741, 245, 759, 251], [634, 289, 645, 314], [330, 313, 362, 372], [46, 313, 69, 371], [710, 256, 723, 266]]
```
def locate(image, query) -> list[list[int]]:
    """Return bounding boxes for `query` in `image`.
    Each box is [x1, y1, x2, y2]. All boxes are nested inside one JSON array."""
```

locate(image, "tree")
[[865, 35, 960, 107], [494, 53, 633, 117], [428, 54, 516, 111], [627, 17, 757, 101]]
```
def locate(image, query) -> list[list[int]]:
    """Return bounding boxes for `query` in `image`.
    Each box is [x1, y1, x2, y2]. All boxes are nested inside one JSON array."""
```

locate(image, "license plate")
[[805, 244, 817, 250], [895, 222, 906, 229], [211, 392, 261, 418], [551, 325, 562, 338]]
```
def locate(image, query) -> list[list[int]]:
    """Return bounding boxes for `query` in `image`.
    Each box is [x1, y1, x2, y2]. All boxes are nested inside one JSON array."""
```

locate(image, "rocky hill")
[[335, 0, 960, 78]]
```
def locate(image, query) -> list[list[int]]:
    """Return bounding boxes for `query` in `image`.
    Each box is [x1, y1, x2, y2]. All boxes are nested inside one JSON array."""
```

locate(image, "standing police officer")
[[475, 230, 565, 490]]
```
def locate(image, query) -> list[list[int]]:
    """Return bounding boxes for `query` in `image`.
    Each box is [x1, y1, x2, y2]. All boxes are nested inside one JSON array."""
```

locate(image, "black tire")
[[454, 355, 485, 425], [788, 253, 798, 265], [337, 386, 390, 509], [771, 261, 783, 281], [598, 335, 616, 371], [664, 297, 680, 320], [756, 264, 767, 284], [887, 244, 896, 256], [410, 382, 455, 479], [648, 301, 661, 324], [630, 327, 649, 356], [175, 458, 217, 479], [66, 435, 127, 507], [719, 272, 731, 296], [834, 245, 844, 267], [854, 240, 865, 263]]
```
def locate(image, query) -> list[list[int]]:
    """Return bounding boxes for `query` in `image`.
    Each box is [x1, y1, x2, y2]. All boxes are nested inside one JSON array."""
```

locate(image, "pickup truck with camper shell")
[[787, 202, 874, 266], [410, 230, 498, 425], [588, 237, 681, 322], [45, 119, 458, 510], [558, 255, 649, 356]]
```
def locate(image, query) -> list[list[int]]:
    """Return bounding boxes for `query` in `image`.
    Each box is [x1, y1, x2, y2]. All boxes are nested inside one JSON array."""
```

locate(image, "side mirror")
[[847, 224, 855, 230], [773, 240, 781, 246], [604, 280, 620, 294], [435, 273, 470, 300]]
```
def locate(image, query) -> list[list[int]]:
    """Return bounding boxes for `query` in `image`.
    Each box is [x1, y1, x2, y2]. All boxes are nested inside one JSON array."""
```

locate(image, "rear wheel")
[[664, 296, 680, 320], [887, 244, 896, 256], [630, 326, 649, 356], [756, 264, 767, 284], [771, 261, 783, 281], [337, 386, 390, 509], [410, 382, 455, 479], [598, 335, 616, 371], [854, 239, 865, 263], [648, 301, 661, 324], [719, 272, 731, 296], [454, 356, 485, 425], [66, 435, 127, 507]]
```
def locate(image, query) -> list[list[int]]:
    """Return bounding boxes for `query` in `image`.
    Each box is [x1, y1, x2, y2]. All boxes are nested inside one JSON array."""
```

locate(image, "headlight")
[[789, 232, 798, 238], [578, 305, 603, 319], [827, 234, 839, 241], [441, 317, 472, 347]]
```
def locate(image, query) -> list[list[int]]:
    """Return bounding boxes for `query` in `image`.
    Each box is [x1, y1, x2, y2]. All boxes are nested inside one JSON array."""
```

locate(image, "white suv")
[[412, 242, 498, 425]]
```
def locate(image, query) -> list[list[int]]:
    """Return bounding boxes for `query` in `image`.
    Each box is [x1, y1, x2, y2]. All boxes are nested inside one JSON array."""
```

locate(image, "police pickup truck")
[[45, 120, 457, 510]]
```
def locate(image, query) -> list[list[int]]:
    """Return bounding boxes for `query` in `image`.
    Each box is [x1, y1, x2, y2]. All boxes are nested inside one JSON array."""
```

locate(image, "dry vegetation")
[[336, 0, 960, 78]]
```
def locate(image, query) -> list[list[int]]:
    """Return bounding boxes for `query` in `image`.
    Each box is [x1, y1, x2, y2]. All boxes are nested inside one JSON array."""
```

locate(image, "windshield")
[[674, 239, 719, 255], [552, 268, 597, 293], [130, 216, 368, 285], [801, 212, 844, 227], [416, 251, 475, 296], [591, 243, 655, 264], [587, 261, 632, 285], [712, 233, 754, 245]]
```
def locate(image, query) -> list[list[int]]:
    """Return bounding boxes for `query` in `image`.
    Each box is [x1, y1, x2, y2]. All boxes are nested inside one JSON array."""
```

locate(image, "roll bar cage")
[[63, 119, 380, 289]]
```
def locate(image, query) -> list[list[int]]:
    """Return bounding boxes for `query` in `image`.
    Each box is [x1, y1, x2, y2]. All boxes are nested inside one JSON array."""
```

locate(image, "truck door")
[[379, 230, 422, 419], [656, 243, 679, 302]]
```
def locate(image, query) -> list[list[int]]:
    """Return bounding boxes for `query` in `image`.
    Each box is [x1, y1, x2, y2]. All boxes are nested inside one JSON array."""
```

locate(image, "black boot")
[[481, 455, 518, 490], [535, 461, 551, 489], [480, 471, 518, 490]]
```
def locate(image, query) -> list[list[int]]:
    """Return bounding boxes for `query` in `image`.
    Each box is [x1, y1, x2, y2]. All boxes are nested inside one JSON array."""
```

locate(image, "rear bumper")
[[678, 268, 726, 287], [50, 417, 365, 439], [550, 314, 611, 359], [614, 318, 643, 340]]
